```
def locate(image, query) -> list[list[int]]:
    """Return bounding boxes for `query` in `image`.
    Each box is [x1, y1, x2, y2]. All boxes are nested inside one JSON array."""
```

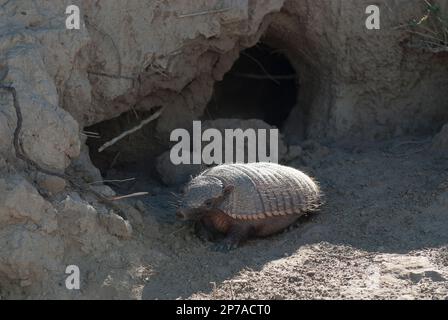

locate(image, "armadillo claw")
[[212, 242, 238, 253]]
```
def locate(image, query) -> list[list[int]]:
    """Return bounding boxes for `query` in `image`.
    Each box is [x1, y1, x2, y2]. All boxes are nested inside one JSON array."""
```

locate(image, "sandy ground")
[[122, 136, 448, 300]]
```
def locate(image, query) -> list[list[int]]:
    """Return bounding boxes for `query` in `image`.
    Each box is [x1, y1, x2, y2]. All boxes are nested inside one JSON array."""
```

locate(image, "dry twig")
[[98, 107, 165, 153], [109, 192, 149, 201], [241, 52, 280, 85]]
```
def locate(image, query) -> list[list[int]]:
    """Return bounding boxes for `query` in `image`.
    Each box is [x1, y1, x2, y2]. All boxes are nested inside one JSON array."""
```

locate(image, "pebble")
[[36, 173, 67, 194]]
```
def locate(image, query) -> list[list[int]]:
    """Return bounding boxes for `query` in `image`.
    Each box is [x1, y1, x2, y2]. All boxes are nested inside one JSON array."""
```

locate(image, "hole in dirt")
[[204, 43, 298, 130]]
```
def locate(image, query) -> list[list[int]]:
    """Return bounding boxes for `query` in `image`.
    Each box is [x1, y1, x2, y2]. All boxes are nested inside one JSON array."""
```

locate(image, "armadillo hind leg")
[[212, 225, 253, 252]]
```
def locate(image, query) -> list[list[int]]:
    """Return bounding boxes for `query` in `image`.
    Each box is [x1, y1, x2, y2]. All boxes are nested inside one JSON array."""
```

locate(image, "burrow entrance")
[[204, 43, 298, 129], [85, 42, 301, 190]]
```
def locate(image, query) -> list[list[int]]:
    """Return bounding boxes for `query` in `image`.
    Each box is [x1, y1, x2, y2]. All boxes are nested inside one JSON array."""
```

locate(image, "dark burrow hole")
[[85, 43, 299, 194], [204, 43, 298, 129]]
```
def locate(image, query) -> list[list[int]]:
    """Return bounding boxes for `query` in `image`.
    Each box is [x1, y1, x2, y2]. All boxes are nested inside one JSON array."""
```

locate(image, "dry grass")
[[405, 0, 448, 53]]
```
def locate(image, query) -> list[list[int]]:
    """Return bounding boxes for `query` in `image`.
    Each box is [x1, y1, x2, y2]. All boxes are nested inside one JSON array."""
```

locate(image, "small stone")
[[100, 211, 133, 239], [91, 185, 116, 197], [135, 200, 147, 213], [36, 173, 67, 194], [125, 205, 144, 226]]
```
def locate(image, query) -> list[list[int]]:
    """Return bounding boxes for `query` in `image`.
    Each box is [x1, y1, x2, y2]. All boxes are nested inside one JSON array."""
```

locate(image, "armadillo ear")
[[223, 185, 234, 196]]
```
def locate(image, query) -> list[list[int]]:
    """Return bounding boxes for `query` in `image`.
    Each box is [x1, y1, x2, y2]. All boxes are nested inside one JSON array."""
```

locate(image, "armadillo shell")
[[202, 162, 322, 221]]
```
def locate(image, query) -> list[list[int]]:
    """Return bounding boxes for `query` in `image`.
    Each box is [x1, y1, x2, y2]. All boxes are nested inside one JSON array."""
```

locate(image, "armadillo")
[[176, 162, 323, 251]]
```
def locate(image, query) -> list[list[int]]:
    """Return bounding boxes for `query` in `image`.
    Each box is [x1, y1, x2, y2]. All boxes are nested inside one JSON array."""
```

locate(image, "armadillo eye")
[[204, 200, 213, 207]]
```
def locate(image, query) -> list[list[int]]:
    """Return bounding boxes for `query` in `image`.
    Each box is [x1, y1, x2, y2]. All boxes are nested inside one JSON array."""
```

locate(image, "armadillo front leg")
[[194, 220, 223, 242], [213, 224, 253, 252]]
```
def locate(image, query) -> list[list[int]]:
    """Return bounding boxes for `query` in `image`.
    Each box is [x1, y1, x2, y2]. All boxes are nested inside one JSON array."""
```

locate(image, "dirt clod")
[[100, 212, 133, 239], [36, 173, 67, 195]]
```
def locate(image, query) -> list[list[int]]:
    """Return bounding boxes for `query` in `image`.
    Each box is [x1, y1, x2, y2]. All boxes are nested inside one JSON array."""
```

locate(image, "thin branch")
[[81, 130, 101, 138], [109, 192, 149, 201], [241, 52, 280, 85], [98, 107, 165, 153], [80, 132, 101, 139], [82, 130, 100, 136], [169, 226, 188, 236], [109, 151, 121, 169], [409, 30, 446, 42], [89, 178, 136, 185]]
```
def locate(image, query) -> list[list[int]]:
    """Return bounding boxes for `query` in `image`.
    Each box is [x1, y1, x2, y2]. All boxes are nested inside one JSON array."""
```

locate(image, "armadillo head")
[[176, 175, 233, 221]]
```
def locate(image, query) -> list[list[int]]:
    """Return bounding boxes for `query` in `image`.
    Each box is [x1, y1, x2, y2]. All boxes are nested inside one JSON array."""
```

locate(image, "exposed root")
[[0, 84, 141, 216]]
